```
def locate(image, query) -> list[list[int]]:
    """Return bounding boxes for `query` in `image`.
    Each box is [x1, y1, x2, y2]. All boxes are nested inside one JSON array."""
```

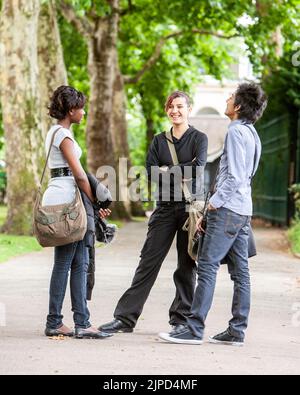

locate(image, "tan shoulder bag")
[[165, 131, 204, 260]]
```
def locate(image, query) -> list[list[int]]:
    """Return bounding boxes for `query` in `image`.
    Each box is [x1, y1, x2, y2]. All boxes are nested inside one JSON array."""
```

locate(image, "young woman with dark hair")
[[43, 86, 112, 339]]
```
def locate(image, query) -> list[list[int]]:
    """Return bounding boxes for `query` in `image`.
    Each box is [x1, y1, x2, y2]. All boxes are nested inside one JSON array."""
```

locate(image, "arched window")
[[197, 107, 220, 116]]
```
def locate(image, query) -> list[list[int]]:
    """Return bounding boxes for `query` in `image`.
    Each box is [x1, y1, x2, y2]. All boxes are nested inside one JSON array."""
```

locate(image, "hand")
[[207, 203, 217, 211], [196, 216, 205, 233], [99, 208, 111, 219], [159, 166, 168, 172]]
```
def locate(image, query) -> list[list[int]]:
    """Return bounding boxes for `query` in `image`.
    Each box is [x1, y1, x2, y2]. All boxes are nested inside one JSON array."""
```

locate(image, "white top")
[[45, 125, 82, 169], [42, 125, 82, 206]]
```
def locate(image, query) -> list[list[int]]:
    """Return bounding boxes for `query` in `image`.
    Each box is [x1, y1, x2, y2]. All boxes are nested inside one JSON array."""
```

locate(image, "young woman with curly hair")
[[43, 86, 111, 339]]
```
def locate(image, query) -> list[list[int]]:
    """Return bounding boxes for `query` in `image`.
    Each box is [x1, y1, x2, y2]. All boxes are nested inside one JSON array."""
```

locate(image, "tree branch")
[[59, 0, 94, 37], [124, 29, 240, 84], [106, 0, 120, 13], [119, 0, 136, 15], [86, 1, 101, 21]]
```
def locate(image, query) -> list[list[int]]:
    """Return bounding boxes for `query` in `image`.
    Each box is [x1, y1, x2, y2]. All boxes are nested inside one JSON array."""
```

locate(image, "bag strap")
[[165, 130, 192, 203], [39, 126, 63, 188]]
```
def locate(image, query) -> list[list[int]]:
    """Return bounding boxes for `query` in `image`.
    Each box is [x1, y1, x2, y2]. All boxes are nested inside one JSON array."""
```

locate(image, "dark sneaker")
[[99, 319, 134, 334], [45, 324, 74, 337], [169, 324, 187, 336], [75, 327, 113, 339], [209, 330, 244, 347], [159, 327, 203, 345]]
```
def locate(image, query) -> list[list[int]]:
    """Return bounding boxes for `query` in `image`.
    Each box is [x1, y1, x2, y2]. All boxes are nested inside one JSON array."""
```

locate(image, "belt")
[[156, 201, 189, 207], [51, 167, 73, 178]]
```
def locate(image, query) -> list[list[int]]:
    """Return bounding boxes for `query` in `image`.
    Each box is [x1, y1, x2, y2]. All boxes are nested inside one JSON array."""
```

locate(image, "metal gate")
[[253, 115, 291, 225]]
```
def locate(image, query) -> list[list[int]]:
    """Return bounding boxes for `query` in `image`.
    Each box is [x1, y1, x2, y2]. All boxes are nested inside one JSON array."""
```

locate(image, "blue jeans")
[[46, 240, 91, 329], [188, 207, 251, 340]]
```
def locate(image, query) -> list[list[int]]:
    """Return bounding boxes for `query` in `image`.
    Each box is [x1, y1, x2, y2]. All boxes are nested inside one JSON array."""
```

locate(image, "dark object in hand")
[[95, 218, 117, 244], [87, 173, 113, 210], [94, 199, 112, 210], [192, 216, 207, 259]]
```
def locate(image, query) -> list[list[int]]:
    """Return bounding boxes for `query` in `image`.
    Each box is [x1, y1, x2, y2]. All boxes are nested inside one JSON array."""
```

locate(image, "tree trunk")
[[112, 58, 143, 218], [0, 0, 43, 234], [111, 60, 129, 160], [38, 0, 68, 138], [86, 18, 117, 173], [86, 6, 133, 219]]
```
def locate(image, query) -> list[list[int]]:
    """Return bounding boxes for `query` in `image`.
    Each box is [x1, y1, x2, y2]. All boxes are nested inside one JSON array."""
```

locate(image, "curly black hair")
[[48, 86, 86, 120], [234, 83, 268, 124]]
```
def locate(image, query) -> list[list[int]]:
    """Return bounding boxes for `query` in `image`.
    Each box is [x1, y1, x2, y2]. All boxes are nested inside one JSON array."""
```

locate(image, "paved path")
[[0, 221, 299, 375]]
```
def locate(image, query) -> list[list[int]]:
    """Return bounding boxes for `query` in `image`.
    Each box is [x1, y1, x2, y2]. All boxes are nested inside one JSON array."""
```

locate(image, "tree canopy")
[[0, 0, 300, 231]]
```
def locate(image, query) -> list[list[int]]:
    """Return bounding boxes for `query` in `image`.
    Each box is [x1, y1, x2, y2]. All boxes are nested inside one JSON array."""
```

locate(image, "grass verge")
[[0, 205, 42, 263], [288, 221, 300, 257], [0, 235, 42, 263]]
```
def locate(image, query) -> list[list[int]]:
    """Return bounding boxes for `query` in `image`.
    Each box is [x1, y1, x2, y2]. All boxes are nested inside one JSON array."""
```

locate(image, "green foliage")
[[247, 1, 300, 120], [127, 110, 147, 167], [288, 221, 300, 256], [125, 36, 237, 121], [0, 205, 6, 227], [288, 184, 300, 255], [118, 0, 251, 164], [290, 184, 300, 220], [261, 54, 300, 124], [62, 0, 110, 17], [243, 0, 300, 74], [0, 168, 6, 197]]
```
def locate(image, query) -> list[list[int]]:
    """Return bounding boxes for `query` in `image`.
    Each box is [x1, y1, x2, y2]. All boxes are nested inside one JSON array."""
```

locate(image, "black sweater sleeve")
[[169, 132, 208, 177], [146, 136, 164, 184]]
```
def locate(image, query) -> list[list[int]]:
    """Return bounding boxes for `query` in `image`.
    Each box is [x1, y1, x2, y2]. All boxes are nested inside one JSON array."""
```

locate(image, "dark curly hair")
[[48, 86, 86, 120], [234, 83, 268, 124]]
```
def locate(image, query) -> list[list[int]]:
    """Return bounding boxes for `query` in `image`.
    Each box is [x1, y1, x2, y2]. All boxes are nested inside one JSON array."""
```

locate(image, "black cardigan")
[[81, 173, 112, 300]]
